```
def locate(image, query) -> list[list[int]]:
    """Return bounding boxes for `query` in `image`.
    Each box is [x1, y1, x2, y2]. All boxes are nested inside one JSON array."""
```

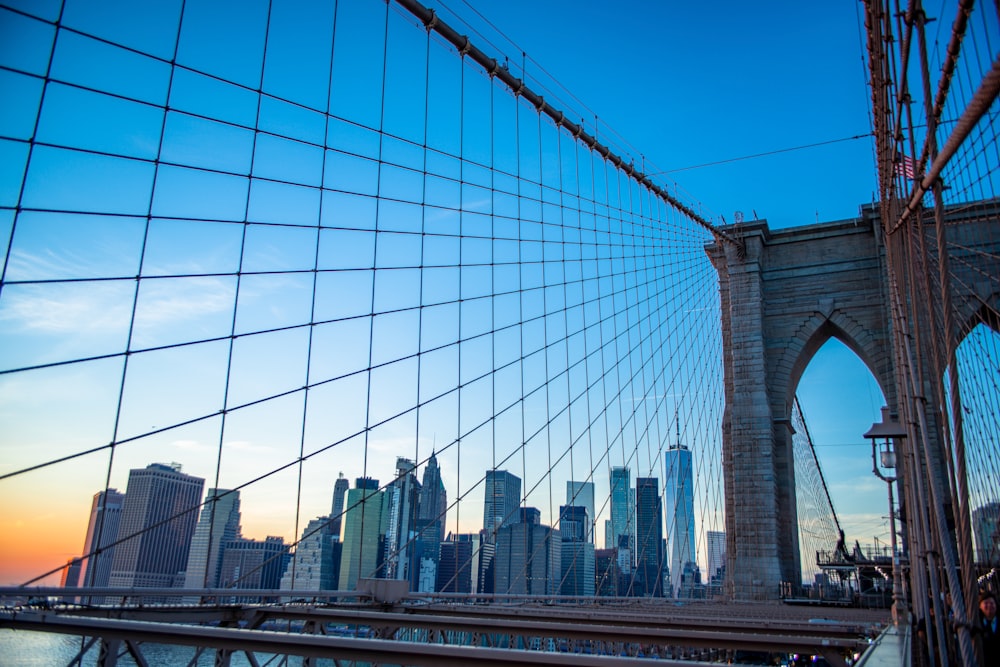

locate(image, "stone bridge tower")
[[706, 201, 1000, 601], [705, 206, 897, 600]]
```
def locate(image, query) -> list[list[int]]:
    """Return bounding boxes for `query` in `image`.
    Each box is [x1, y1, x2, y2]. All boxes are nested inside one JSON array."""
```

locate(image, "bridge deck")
[[2, 597, 890, 667]]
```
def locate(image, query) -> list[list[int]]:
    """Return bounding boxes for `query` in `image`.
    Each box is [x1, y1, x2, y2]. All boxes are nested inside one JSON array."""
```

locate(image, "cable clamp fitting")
[[423, 9, 438, 32]]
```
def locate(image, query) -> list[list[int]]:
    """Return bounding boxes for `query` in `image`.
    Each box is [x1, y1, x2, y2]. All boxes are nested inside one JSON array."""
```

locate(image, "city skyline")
[[53, 458, 715, 594], [38, 448, 1000, 595]]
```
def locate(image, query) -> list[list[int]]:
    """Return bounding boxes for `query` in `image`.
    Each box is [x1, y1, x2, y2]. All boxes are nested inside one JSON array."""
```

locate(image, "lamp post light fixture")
[[864, 406, 908, 624]]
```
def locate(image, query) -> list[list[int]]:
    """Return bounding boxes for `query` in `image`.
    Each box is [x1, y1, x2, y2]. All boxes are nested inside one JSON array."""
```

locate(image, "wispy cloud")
[[0, 282, 133, 334], [132, 277, 235, 327], [0, 273, 236, 338], [224, 440, 274, 454], [5, 247, 114, 282], [171, 439, 211, 452]]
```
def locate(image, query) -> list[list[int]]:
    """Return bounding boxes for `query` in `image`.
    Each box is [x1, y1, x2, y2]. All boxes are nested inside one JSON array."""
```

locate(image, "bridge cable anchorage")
[[390, 0, 742, 250]]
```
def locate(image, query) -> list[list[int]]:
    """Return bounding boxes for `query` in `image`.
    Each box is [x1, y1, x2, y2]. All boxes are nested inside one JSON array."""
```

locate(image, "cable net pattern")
[[863, 0, 999, 663], [0, 0, 725, 597], [792, 397, 841, 586]]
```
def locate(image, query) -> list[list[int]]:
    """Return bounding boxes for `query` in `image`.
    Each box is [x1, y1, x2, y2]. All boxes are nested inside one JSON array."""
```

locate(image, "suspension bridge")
[[0, 0, 997, 665]]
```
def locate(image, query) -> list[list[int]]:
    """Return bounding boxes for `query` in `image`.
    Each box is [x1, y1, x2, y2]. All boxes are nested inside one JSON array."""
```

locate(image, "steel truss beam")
[[0, 601, 878, 667]]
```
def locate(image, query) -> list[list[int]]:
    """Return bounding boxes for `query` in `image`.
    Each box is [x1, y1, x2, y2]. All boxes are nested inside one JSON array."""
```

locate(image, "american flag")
[[894, 154, 916, 179]]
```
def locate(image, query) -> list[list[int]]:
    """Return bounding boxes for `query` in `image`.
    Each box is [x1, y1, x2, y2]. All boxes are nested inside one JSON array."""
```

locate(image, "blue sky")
[[439, 0, 877, 228]]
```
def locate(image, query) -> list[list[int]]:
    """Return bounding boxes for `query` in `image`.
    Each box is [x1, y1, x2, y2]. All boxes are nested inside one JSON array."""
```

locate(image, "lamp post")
[[864, 406, 908, 624]]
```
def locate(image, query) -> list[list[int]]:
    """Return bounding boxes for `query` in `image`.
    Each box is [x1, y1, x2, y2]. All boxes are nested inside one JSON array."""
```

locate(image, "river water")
[[0, 630, 345, 666]]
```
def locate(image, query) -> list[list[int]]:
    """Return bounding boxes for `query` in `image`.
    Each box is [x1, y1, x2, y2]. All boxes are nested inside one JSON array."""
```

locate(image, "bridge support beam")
[[708, 225, 790, 600], [707, 210, 896, 601]]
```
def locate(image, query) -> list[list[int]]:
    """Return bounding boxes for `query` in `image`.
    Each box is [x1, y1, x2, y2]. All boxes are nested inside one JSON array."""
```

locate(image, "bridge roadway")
[[0, 588, 892, 666]]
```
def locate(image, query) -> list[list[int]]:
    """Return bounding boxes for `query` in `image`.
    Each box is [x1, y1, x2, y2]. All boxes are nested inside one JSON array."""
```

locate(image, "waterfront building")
[[183, 488, 241, 590], [219, 536, 289, 598], [61, 558, 82, 588], [108, 463, 204, 589], [59, 557, 82, 588], [77, 488, 125, 589]]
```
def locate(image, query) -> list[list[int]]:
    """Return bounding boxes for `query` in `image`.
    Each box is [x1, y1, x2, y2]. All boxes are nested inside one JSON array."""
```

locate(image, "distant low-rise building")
[[220, 536, 289, 600]]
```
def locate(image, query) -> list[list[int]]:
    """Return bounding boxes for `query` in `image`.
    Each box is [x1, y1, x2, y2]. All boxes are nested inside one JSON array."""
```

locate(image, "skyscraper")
[[383, 457, 421, 582], [566, 481, 595, 543], [419, 452, 447, 538], [417, 451, 448, 586], [559, 505, 589, 543], [559, 505, 595, 596], [609, 466, 633, 564], [494, 520, 561, 595], [594, 548, 621, 597], [219, 536, 289, 599], [78, 488, 125, 589], [330, 472, 350, 539], [483, 470, 521, 541], [706, 530, 726, 596], [437, 535, 474, 593], [183, 488, 241, 590], [108, 463, 205, 589], [280, 516, 336, 592], [635, 477, 663, 597], [338, 477, 384, 591], [61, 558, 82, 589], [664, 444, 695, 597], [706, 530, 726, 582], [519, 506, 541, 525], [477, 536, 496, 594]]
